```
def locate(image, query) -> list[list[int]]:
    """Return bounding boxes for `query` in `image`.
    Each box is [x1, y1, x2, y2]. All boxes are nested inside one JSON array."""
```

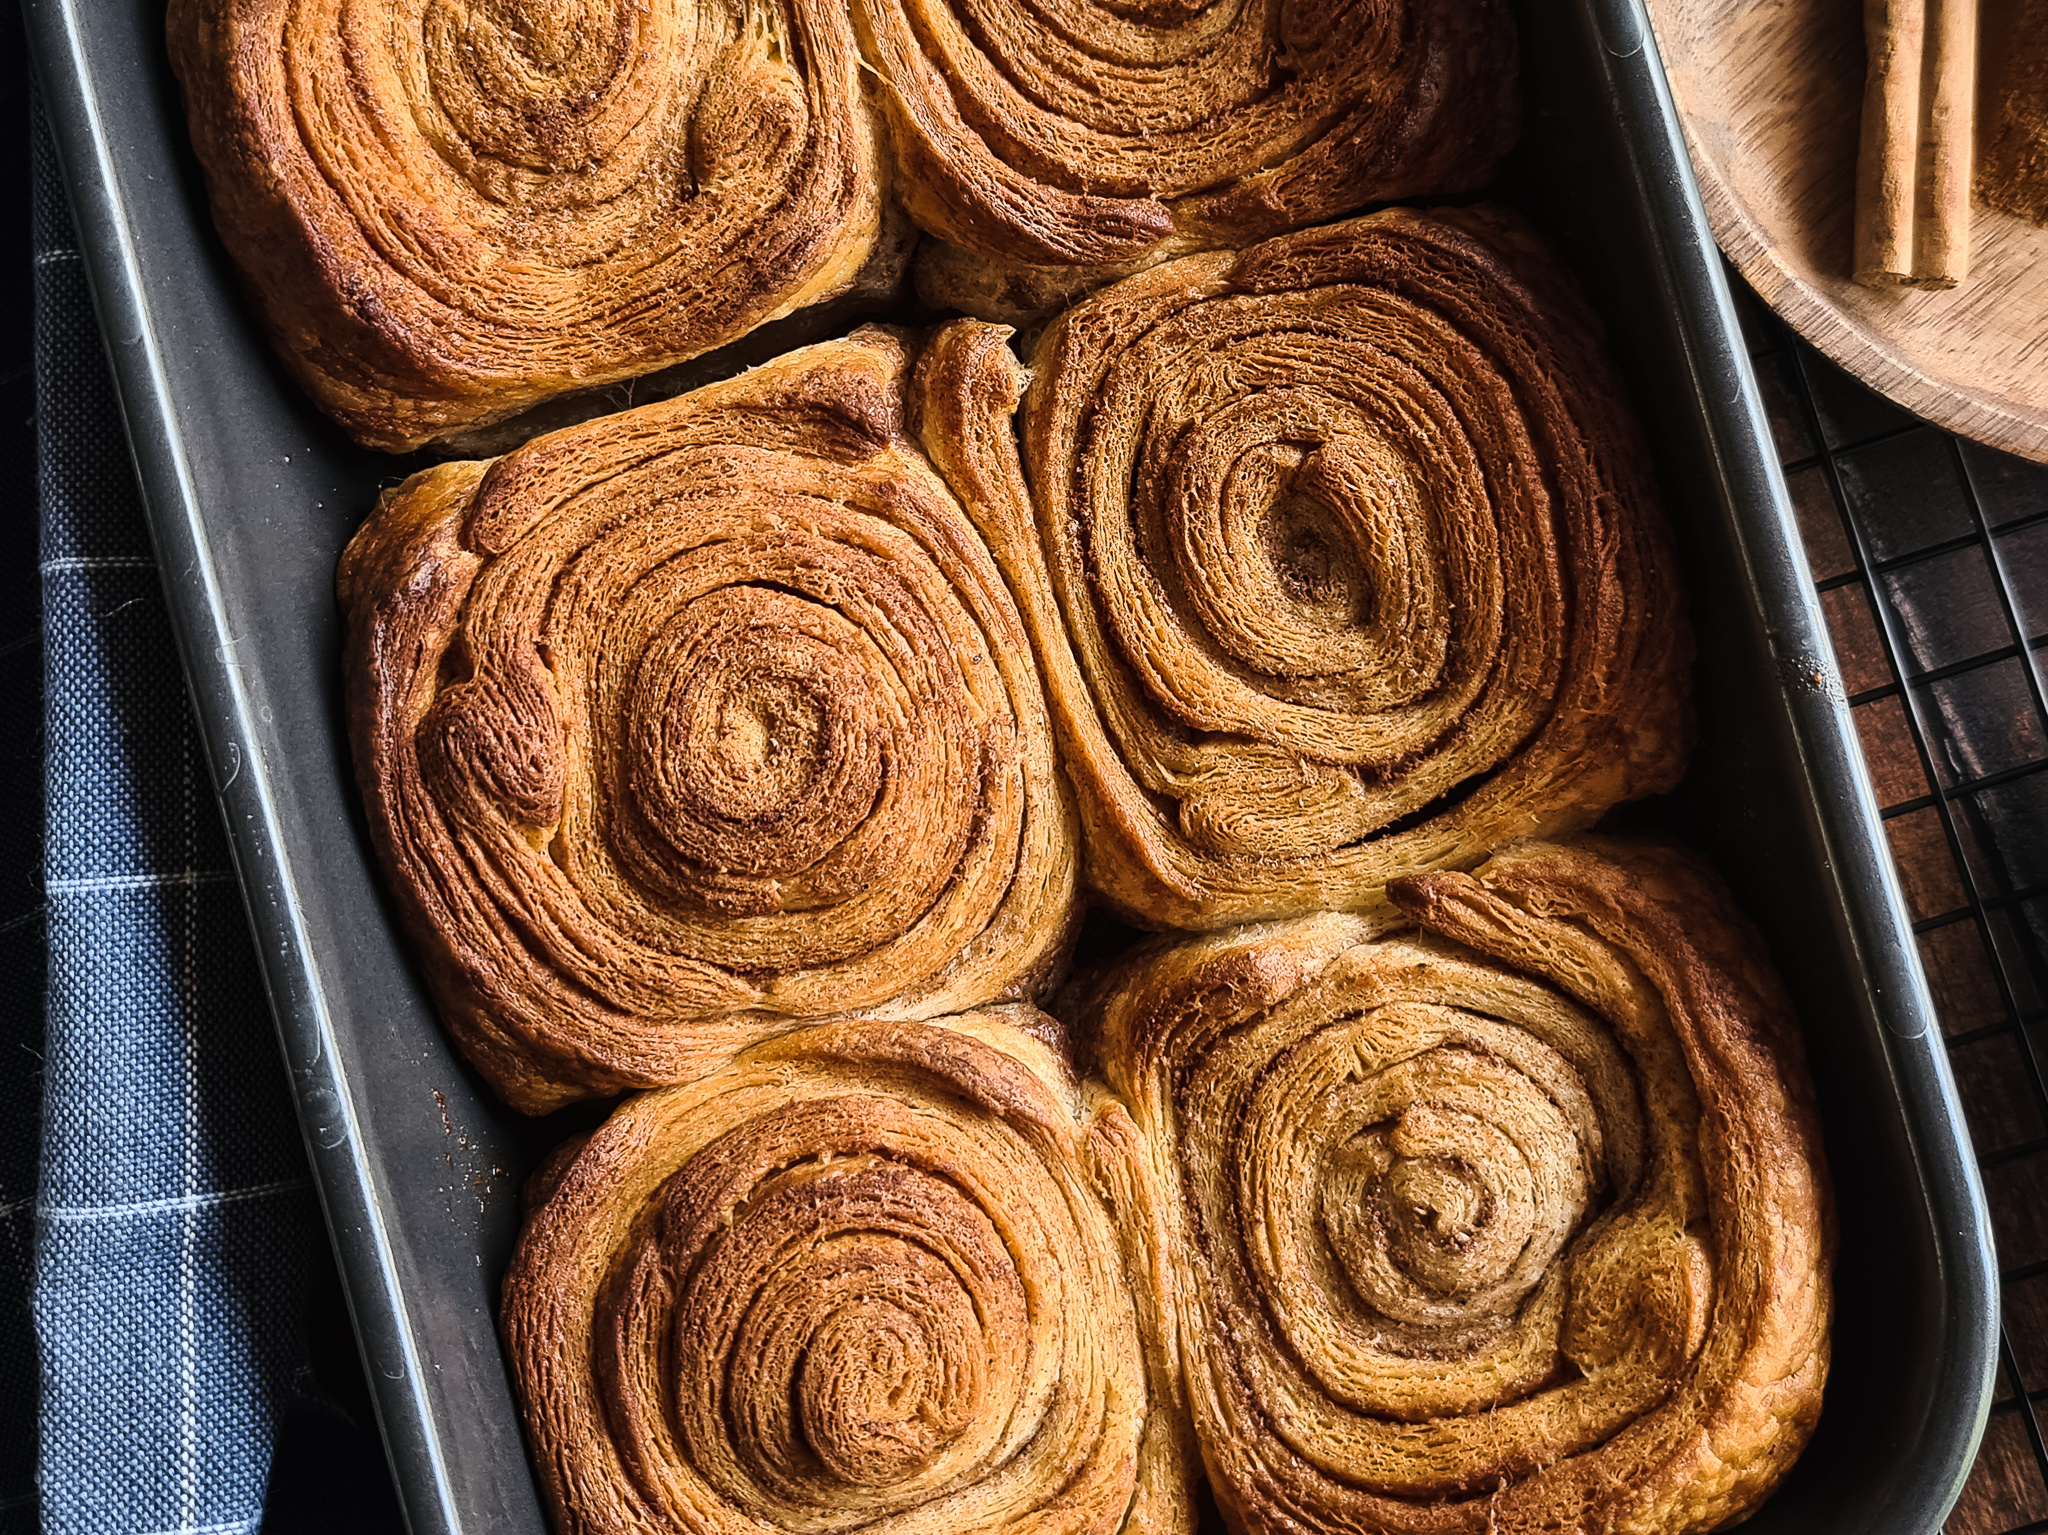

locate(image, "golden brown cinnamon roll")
[[502, 1009, 1195, 1535], [1077, 837, 1832, 1535], [853, 0, 1518, 278], [915, 208, 1693, 931], [339, 331, 1079, 1112], [168, 0, 886, 451]]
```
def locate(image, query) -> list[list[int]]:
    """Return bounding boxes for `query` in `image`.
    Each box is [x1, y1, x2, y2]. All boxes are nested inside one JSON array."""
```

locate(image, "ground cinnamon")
[[1977, 0, 2048, 224]]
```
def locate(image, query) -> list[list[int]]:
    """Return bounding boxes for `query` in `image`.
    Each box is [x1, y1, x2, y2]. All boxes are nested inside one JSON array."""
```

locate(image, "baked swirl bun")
[[168, 0, 885, 451], [854, 0, 1517, 281], [1076, 838, 1832, 1535], [339, 331, 1078, 1112], [503, 1009, 1195, 1535], [915, 209, 1692, 930]]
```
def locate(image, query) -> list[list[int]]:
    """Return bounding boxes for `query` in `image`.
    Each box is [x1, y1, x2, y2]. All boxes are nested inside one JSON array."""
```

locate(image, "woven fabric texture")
[[23, 101, 323, 1535], [1, 23, 44, 1535]]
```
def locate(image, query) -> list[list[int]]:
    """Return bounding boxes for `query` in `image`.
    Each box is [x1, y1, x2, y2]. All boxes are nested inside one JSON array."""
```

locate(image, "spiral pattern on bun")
[[854, 0, 1518, 273], [915, 209, 1692, 930], [503, 1010, 1195, 1535], [169, 0, 885, 450], [340, 331, 1078, 1112], [1076, 838, 1831, 1535]]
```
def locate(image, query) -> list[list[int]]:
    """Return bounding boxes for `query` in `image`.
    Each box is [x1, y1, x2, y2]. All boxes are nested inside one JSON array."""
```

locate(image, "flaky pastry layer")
[[915, 209, 1694, 930], [339, 330, 1079, 1111], [170, 0, 886, 449], [1076, 837, 1833, 1535], [503, 1009, 1196, 1535]]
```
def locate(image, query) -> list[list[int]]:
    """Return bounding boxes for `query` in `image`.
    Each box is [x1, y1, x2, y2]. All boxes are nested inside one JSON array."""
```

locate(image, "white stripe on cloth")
[[38, 556, 155, 572], [34, 1178, 308, 1223], [177, 742, 199, 1532], [44, 870, 237, 896]]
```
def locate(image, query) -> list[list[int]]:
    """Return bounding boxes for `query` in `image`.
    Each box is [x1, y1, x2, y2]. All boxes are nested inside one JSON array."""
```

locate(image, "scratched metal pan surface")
[[21, 0, 1999, 1529]]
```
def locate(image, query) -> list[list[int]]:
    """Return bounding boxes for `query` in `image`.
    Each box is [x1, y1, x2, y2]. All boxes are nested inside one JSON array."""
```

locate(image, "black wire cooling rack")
[[1729, 280, 2048, 1535]]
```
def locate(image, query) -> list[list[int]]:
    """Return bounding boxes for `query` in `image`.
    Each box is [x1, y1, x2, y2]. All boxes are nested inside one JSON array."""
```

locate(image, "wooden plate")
[[1646, 0, 2048, 463]]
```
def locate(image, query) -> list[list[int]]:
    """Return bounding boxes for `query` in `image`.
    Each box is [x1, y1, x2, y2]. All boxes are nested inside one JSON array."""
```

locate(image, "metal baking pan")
[[22, 0, 2000, 1529]]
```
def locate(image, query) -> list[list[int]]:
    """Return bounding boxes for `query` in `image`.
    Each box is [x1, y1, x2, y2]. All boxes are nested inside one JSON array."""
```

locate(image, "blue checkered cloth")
[[6, 100, 403, 1535]]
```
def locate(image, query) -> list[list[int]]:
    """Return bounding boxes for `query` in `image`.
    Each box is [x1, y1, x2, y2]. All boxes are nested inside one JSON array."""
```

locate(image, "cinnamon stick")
[[1917, 0, 1977, 282], [1854, 0, 1977, 289], [1856, 0, 1926, 282]]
